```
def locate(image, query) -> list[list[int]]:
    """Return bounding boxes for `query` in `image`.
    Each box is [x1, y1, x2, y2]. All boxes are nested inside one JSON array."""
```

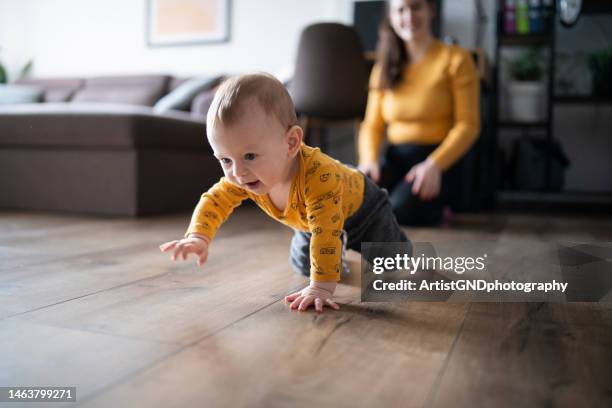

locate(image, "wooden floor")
[[1, 206, 611, 408]]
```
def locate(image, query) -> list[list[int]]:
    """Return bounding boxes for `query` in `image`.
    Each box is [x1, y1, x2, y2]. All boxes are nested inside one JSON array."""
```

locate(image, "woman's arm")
[[358, 64, 387, 166], [427, 48, 481, 171]]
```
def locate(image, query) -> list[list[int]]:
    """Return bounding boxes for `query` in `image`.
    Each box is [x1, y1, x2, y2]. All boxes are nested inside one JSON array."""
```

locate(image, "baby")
[[160, 73, 410, 313]]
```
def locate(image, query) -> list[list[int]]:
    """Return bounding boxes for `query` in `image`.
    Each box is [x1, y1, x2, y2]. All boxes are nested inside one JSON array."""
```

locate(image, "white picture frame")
[[146, 0, 231, 46]]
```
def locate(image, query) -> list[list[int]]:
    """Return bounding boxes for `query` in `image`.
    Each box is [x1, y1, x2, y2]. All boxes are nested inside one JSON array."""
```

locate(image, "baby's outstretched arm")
[[159, 233, 210, 266], [285, 281, 340, 313]]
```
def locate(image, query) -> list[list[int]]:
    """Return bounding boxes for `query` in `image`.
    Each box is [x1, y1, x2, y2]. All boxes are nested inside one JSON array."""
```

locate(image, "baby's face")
[[208, 103, 295, 195]]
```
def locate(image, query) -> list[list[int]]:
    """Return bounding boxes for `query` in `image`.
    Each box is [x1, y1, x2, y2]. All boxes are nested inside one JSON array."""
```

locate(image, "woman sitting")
[[358, 0, 481, 226]]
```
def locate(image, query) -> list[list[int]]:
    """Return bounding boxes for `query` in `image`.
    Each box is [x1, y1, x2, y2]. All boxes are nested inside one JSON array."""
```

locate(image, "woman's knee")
[[389, 186, 442, 226]]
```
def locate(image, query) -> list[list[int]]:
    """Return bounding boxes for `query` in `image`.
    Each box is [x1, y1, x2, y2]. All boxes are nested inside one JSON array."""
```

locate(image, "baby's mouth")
[[245, 180, 260, 188]]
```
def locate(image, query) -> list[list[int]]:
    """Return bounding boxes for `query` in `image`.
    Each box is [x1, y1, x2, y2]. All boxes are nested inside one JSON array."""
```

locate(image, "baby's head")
[[206, 73, 303, 194]]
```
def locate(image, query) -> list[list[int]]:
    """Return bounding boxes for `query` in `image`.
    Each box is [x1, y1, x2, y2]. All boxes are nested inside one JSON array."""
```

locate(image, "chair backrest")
[[289, 23, 369, 120]]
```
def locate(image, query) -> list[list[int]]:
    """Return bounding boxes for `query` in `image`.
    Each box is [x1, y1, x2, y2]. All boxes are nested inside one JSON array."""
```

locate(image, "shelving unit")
[[491, 0, 612, 211]]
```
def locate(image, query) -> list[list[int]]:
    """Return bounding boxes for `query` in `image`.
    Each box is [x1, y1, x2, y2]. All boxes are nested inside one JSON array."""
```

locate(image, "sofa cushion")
[[153, 76, 223, 113], [0, 84, 43, 104], [0, 103, 210, 150], [169, 77, 190, 91], [15, 78, 84, 102], [190, 89, 218, 119], [71, 75, 171, 106]]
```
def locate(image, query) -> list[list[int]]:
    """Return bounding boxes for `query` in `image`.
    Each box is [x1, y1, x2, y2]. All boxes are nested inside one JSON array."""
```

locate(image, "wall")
[[0, 0, 347, 79], [0, 0, 484, 80]]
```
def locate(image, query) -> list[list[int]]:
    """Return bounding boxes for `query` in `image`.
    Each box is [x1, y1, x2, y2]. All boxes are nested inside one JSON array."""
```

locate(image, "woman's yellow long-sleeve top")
[[358, 39, 481, 171]]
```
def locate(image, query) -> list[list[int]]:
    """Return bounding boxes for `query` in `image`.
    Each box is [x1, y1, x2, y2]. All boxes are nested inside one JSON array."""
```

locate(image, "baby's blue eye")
[[244, 153, 256, 161], [220, 158, 231, 165]]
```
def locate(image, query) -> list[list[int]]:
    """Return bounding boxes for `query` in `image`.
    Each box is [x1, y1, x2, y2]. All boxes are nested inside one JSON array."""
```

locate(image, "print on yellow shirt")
[[186, 144, 365, 282]]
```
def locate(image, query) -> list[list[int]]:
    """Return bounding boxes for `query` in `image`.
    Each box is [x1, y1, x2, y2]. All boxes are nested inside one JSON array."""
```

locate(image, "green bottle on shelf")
[[0, 63, 7, 84], [516, 0, 530, 34]]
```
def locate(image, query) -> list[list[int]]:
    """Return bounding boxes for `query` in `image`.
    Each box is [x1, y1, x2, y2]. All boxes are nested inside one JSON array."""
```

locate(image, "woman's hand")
[[405, 158, 442, 201], [358, 162, 380, 183]]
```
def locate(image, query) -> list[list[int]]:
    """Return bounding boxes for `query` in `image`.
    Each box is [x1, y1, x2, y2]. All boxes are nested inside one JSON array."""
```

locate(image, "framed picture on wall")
[[146, 0, 231, 46]]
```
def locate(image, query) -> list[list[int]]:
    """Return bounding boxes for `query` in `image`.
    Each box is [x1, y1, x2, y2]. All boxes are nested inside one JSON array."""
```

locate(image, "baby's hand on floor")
[[159, 234, 210, 267], [285, 281, 340, 313]]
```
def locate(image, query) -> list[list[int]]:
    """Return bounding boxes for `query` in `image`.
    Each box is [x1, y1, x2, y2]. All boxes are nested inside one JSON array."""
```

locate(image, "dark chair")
[[288, 23, 369, 155]]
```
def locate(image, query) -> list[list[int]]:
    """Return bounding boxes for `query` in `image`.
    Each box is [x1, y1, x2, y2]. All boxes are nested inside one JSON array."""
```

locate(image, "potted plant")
[[0, 47, 34, 84], [0, 63, 7, 84], [0, 48, 7, 84], [0, 51, 36, 105], [506, 47, 546, 122]]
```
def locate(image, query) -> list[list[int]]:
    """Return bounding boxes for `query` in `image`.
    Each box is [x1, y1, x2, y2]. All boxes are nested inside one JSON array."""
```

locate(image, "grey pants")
[[290, 174, 412, 277]]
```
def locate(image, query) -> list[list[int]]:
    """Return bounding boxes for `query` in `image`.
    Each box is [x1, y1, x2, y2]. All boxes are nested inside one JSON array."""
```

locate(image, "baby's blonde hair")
[[207, 72, 298, 133]]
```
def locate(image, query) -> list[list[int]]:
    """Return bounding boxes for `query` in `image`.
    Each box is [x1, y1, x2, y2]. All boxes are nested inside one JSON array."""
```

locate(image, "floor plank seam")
[[9, 316, 185, 347], [74, 290, 301, 405], [314, 315, 353, 356], [0, 271, 172, 321], [0, 220, 148, 244], [0, 240, 167, 274], [424, 303, 472, 408]]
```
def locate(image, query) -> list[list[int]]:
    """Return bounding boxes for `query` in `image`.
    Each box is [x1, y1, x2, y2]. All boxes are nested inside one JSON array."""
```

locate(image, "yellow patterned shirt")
[[185, 143, 365, 282]]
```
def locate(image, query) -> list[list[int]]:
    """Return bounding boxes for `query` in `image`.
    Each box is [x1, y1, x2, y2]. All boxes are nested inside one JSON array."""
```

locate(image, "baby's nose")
[[233, 163, 248, 177]]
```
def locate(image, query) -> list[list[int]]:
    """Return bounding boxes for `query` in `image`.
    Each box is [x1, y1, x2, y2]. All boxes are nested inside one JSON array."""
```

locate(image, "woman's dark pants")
[[379, 144, 462, 226]]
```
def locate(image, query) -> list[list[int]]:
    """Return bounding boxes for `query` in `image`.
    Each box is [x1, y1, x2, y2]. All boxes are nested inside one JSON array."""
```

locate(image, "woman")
[[358, 0, 480, 226]]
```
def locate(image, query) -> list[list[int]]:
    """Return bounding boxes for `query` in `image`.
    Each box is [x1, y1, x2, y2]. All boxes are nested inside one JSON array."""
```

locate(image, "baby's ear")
[[286, 125, 303, 155]]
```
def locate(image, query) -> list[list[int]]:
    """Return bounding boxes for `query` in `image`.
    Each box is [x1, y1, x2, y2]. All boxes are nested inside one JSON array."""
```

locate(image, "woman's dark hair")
[[376, 0, 436, 89]]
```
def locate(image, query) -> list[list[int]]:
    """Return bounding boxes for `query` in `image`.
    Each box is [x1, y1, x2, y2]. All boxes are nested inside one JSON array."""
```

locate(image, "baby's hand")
[[159, 234, 210, 267], [285, 281, 340, 313]]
